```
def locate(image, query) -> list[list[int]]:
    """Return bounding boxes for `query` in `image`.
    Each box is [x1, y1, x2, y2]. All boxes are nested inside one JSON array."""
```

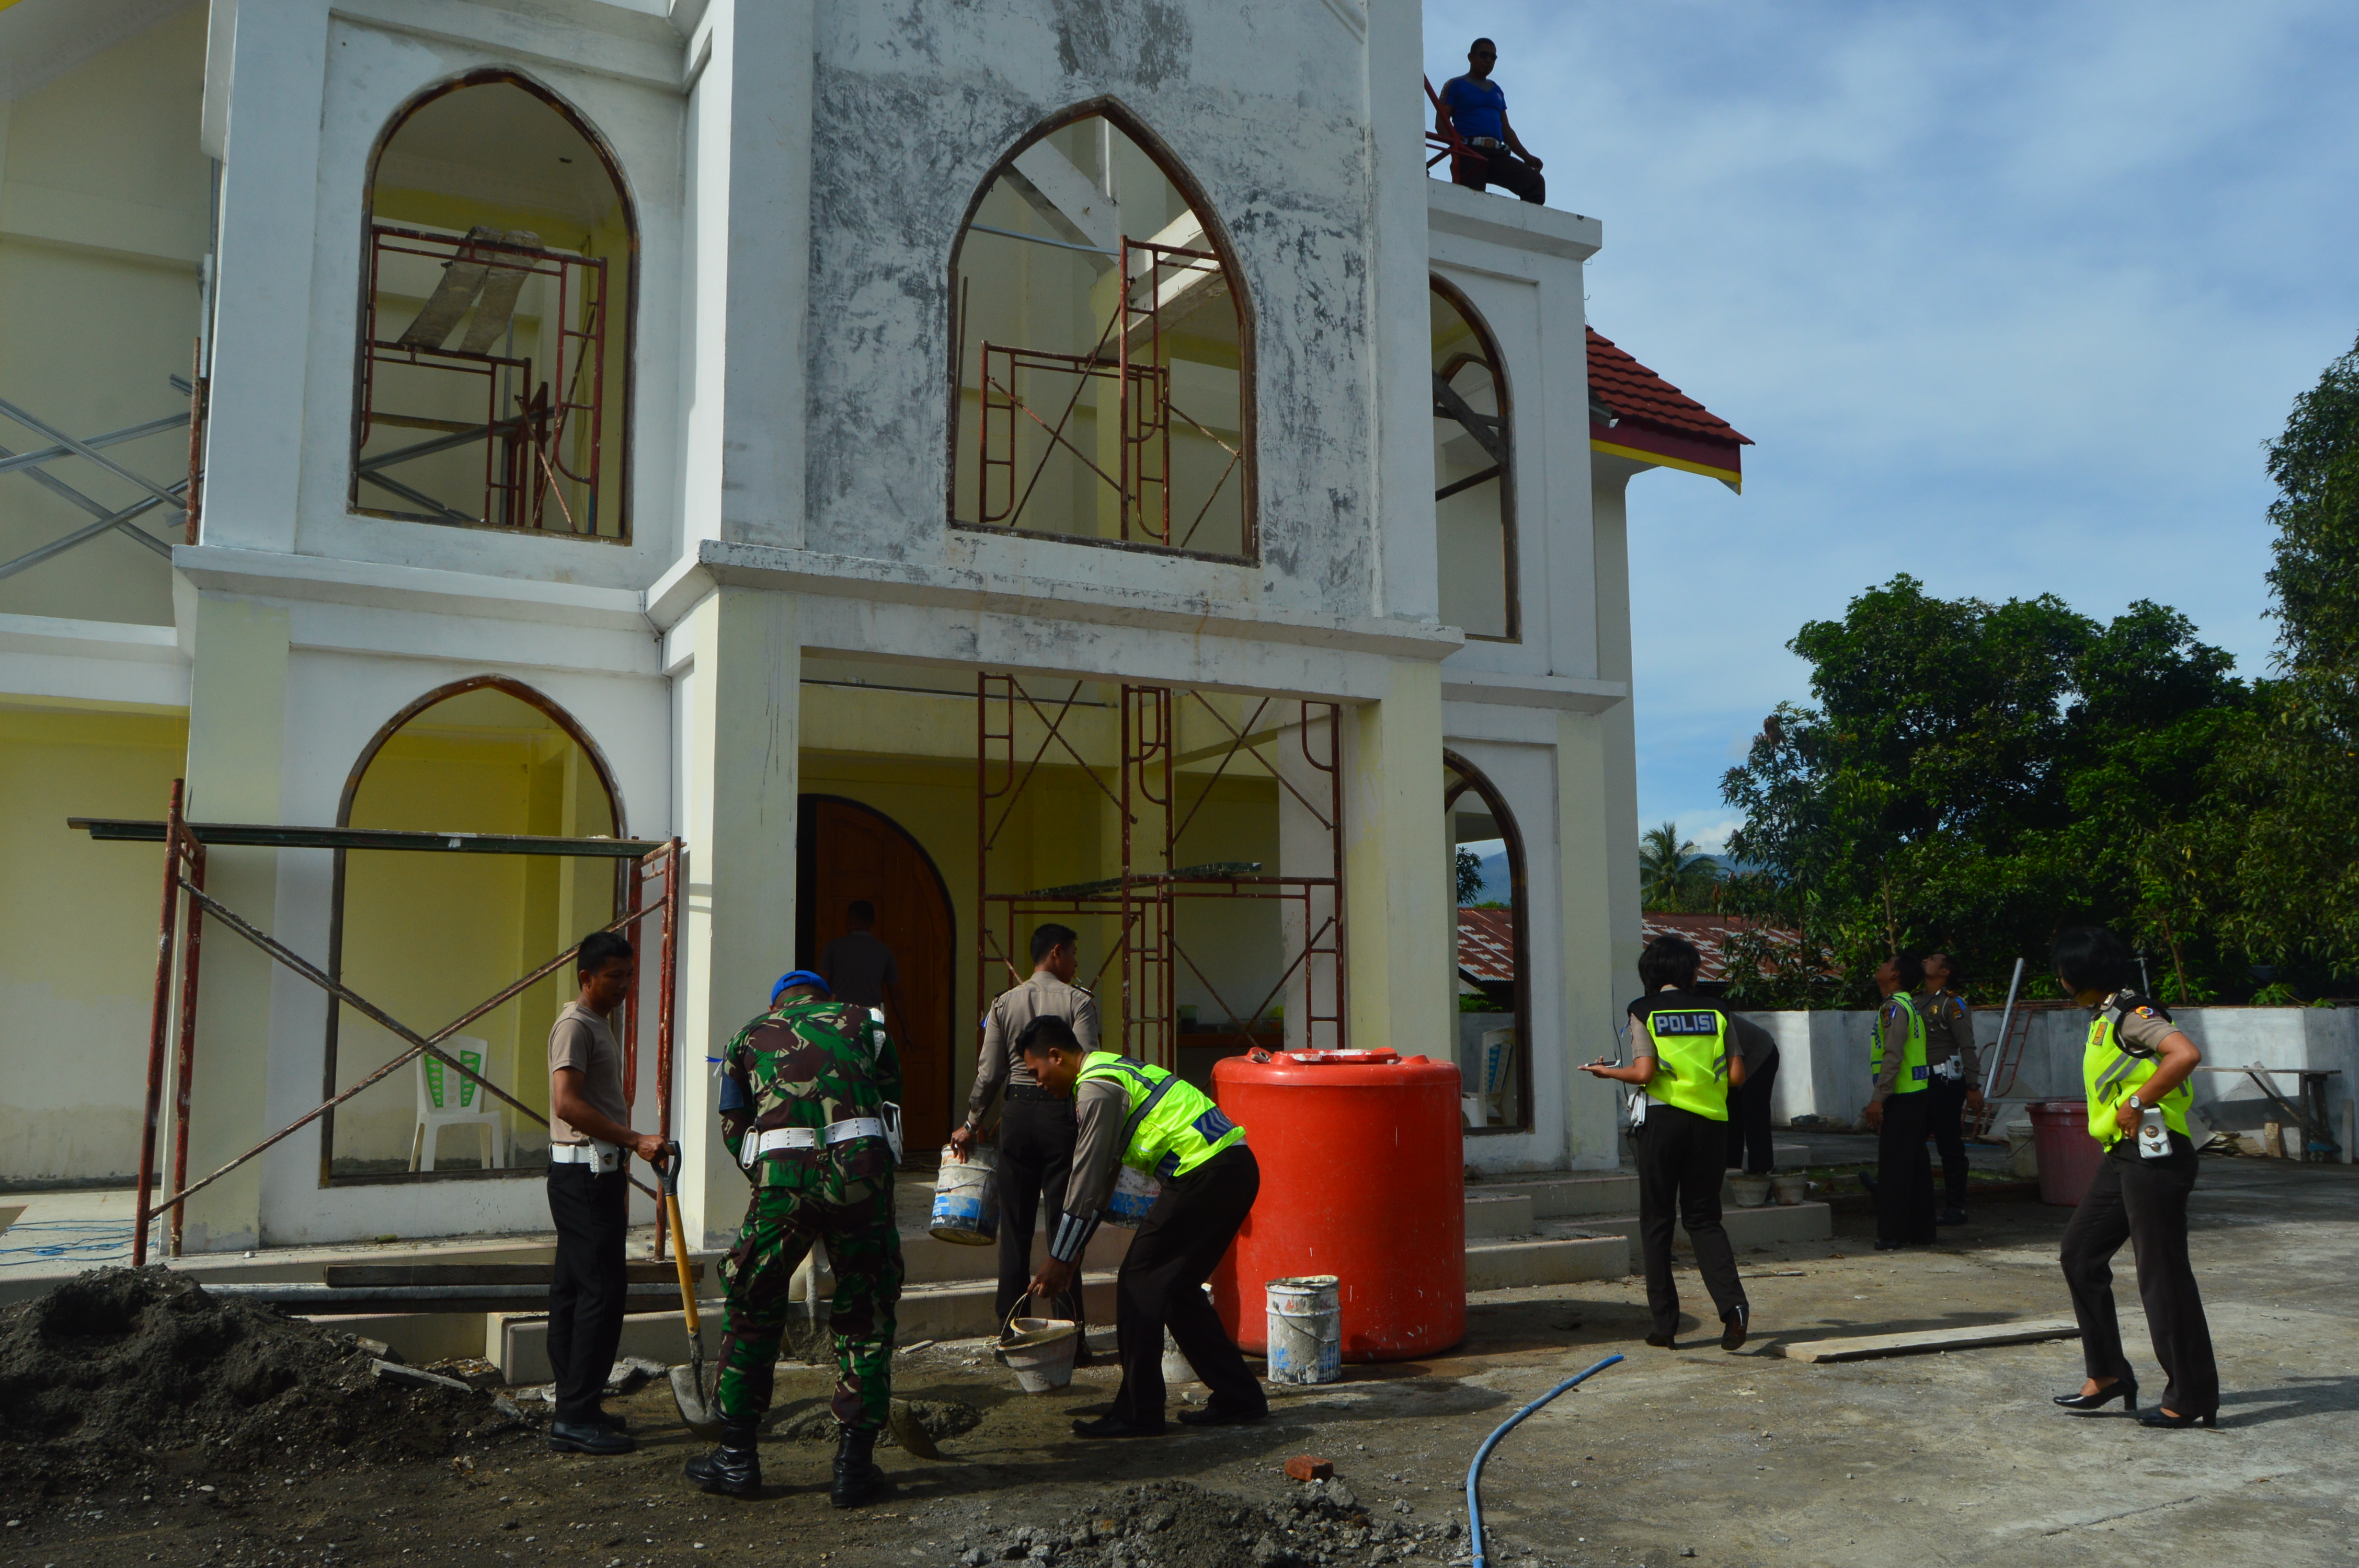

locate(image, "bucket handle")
[[999, 1290, 1044, 1344]]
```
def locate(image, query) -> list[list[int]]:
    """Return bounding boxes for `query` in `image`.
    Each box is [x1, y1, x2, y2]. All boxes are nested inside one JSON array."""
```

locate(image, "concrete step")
[[1472, 1173, 1639, 1218], [899, 1220, 1130, 1284], [1543, 1201, 1834, 1267], [1462, 1191, 1535, 1238], [1465, 1235, 1627, 1290]]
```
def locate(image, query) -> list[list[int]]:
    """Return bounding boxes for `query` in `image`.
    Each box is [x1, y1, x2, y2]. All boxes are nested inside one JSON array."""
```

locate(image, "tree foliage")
[[1637, 822, 1720, 912]]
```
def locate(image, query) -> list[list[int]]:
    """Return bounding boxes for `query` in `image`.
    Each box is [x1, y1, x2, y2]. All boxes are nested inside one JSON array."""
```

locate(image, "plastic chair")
[[1479, 1027, 1515, 1125], [410, 1034, 506, 1172]]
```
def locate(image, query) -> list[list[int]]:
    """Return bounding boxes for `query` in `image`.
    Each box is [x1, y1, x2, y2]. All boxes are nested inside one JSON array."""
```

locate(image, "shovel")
[[659, 1141, 723, 1439]]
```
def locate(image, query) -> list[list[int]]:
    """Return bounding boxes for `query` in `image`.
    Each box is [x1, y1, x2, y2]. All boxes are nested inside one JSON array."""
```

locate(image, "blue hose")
[[1465, 1353, 1623, 1568]]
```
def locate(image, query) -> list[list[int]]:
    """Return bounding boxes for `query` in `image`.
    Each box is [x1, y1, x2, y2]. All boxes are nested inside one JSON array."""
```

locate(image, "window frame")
[[1447, 749, 1534, 1136], [1430, 273, 1520, 642]]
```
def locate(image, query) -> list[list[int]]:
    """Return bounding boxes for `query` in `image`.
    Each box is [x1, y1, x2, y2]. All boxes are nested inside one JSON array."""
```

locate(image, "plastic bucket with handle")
[[1104, 1164, 1162, 1228], [1265, 1275, 1342, 1385], [929, 1145, 999, 1244], [998, 1292, 1080, 1393]]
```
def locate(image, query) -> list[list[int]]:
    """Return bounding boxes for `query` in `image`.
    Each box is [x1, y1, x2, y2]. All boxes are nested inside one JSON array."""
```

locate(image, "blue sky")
[[1423, 1, 2359, 854]]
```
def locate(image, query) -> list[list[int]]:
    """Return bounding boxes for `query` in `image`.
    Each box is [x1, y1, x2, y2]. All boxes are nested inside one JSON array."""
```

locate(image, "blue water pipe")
[[1464, 1353, 1624, 1568]]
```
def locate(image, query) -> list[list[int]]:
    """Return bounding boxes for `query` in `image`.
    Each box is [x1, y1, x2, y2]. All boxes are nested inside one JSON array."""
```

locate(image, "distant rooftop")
[[1589, 327, 1752, 491]]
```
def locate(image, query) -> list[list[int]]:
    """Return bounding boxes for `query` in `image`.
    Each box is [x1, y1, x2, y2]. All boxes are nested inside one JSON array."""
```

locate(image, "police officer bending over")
[[685, 970, 904, 1506], [1583, 935, 1756, 1351], [1020, 1017, 1268, 1438]]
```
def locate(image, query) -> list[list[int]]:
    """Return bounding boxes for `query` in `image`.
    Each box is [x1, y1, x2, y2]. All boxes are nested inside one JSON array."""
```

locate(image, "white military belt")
[[741, 1117, 887, 1166], [551, 1140, 621, 1173]]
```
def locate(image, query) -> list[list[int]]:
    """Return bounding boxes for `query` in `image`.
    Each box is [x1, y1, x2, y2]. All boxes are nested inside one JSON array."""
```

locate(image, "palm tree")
[[1639, 822, 1717, 912]]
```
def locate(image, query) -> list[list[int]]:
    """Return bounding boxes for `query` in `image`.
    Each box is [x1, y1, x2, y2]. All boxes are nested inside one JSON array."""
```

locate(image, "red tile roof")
[[1457, 908, 1515, 986], [1587, 329, 1752, 449], [1640, 913, 1806, 986]]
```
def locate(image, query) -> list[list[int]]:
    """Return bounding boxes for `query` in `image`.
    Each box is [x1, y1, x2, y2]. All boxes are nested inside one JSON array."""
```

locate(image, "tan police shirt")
[[548, 1000, 628, 1145], [965, 972, 1101, 1127], [1922, 987, 1982, 1082]]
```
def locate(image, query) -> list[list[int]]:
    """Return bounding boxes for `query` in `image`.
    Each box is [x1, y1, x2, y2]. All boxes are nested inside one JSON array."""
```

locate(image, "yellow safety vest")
[[2083, 1000, 2191, 1147], [1636, 1005, 1733, 1122], [1076, 1052, 1246, 1180], [1871, 994, 1930, 1096]]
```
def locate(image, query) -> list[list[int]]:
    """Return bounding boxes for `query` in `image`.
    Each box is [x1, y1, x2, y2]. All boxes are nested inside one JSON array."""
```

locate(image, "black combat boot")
[[683, 1416, 761, 1498], [830, 1425, 890, 1509]]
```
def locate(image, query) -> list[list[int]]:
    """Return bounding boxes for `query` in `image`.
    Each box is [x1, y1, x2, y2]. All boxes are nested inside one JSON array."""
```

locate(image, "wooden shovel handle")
[[665, 1193, 700, 1336]]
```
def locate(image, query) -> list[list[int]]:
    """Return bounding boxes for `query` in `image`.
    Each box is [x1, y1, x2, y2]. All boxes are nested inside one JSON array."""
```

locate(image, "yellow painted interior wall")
[[0, 5, 209, 624], [0, 703, 189, 1180], [329, 688, 617, 1174]]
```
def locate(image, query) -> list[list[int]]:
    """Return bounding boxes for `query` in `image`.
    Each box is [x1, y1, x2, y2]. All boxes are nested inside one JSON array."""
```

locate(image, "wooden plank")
[[322, 1261, 695, 1289], [1776, 1317, 2080, 1364]]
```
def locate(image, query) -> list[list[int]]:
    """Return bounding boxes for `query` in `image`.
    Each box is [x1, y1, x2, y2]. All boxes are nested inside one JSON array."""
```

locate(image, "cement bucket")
[[1104, 1164, 1162, 1228], [1265, 1275, 1342, 1386], [930, 1145, 999, 1245], [999, 1293, 1080, 1393]]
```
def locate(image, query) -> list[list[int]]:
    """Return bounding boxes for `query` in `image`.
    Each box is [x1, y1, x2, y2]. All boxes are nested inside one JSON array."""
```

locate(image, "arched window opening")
[[354, 73, 635, 539], [1432, 279, 1517, 640], [1448, 752, 1530, 1132], [320, 679, 625, 1182], [949, 106, 1255, 559]]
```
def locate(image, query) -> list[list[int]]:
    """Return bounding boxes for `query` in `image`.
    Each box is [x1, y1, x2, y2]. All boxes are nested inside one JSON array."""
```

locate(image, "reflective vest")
[[1872, 994, 1930, 1096], [1635, 1005, 1733, 1122], [1076, 1052, 1246, 1180], [2083, 998, 2191, 1147]]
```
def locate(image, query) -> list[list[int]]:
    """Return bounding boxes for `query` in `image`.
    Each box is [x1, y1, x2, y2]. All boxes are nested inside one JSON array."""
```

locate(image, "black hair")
[[577, 929, 634, 976], [848, 899, 876, 924], [1890, 950, 1927, 989], [1637, 935, 1701, 993], [2052, 926, 2133, 995], [1016, 1014, 1081, 1059], [1030, 923, 1079, 965], [1470, 37, 1497, 53]]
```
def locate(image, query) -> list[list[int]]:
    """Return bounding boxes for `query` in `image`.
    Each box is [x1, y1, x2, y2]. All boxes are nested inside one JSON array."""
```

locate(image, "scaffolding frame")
[[977, 675, 1346, 1068], [0, 378, 193, 582], [72, 784, 681, 1266]]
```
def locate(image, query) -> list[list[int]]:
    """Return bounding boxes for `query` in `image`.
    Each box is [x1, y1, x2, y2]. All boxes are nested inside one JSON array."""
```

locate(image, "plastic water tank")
[[2028, 1098, 2104, 1205], [1210, 1047, 1464, 1361]]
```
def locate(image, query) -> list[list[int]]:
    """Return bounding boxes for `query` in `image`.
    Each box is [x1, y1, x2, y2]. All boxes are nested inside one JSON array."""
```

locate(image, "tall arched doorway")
[[322, 677, 625, 1181], [798, 797, 957, 1151], [1447, 752, 1530, 1133]]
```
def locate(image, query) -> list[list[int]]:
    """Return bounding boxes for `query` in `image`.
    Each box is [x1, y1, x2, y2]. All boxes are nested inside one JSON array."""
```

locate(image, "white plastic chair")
[[1479, 1026, 1515, 1125], [410, 1033, 507, 1172]]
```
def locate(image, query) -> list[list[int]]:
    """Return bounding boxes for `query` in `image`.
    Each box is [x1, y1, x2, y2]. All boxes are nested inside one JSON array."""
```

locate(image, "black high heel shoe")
[[2137, 1407, 2216, 1429], [2053, 1378, 2137, 1412]]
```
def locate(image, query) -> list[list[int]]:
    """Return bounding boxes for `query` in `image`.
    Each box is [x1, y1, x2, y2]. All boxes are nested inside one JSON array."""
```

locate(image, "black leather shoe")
[[1873, 1240, 1906, 1252], [1175, 1401, 1267, 1427], [831, 1426, 892, 1508], [1071, 1415, 1164, 1439], [548, 1419, 635, 1455], [1937, 1207, 1970, 1226], [1644, 1331, 1678, 1350], [1720, 1306, 1749, 1352], [683, 1417, 761, 1497], [2138, 1406, 2216, 1429], [2053, 1379, 2137, 1413], [591, 1406, 631, 1433]]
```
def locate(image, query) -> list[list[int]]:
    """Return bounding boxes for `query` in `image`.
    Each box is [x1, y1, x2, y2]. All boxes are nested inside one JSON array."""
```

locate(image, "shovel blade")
[[670, 1362, 723, 1441], [888, 1398, 943, 1461]]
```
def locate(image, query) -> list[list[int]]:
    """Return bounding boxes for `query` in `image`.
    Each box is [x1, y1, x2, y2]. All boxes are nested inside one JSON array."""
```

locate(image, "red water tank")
[[1210, 1048, 1464, 1362]]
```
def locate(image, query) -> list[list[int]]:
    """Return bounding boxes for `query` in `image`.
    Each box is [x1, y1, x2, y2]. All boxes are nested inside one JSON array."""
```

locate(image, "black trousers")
[[1723, 1047, 1780, 1175], [1925, 1075, 1972, 1206], [1634, 1104, 1747, 1335], [1451, 148, 1545, 204], [546, 1162, 629, 1424], [2059, 1140, 2218, 1417], [995, 1096, 1084, 1330], [1109, 1144, 1264, 1430], [1875, 1091, 1939, 1246]]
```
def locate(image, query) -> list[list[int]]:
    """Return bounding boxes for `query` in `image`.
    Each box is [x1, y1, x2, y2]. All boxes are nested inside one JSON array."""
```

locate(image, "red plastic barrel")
[[1209, 1048, 1464, 1361], [2028, 1098, 2103, 1205]]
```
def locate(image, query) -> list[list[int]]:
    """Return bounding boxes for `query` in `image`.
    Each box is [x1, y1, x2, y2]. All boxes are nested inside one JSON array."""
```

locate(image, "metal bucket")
[[1265, 1274, 1342, 1385], [929, 1145, 999, 1245], [1104, 1164, 1162, 1229], [1769, 1173, 1808, 1206], [999, 1293, 1080, 1393], [1729, 1174, 1772, 1207]]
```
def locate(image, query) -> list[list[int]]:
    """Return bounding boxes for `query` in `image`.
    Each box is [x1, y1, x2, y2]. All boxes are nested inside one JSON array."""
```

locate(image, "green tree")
[[1455, 845, 1485, 906], [1638, 822, 1719, 912]]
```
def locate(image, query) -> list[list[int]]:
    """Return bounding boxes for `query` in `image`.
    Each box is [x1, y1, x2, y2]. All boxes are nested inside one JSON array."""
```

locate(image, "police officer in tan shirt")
[[1921, 952, 1986, 1225], [948, 923, 1100, 1333]]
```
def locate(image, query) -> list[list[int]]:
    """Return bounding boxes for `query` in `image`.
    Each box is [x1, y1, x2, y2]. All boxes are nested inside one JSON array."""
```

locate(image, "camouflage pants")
[[714, 1184, 903, 1432]]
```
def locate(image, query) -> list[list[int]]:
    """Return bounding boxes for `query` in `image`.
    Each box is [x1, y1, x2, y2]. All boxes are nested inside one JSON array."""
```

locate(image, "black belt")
[[1005, 1083, 1059, 1102]]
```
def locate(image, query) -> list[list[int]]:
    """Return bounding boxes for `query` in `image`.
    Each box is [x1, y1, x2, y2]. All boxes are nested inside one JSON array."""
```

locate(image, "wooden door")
[[799, 797, 956, 1153]]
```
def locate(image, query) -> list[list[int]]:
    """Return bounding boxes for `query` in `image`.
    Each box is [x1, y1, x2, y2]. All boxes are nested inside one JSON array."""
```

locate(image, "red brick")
[[1285, 1456, 1333, 1483]]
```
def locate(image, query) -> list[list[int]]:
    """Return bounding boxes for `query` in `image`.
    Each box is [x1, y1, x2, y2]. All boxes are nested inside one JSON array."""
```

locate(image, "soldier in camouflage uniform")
[[682, 969, 904, 1507]]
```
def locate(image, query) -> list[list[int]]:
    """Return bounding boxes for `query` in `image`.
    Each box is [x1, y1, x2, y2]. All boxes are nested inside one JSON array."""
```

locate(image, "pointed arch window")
[[354, 72, 636, 539], [948, 105, 1256, 560], [1432, 278, 1517, 640], [1448, 752, 1531, 1133]]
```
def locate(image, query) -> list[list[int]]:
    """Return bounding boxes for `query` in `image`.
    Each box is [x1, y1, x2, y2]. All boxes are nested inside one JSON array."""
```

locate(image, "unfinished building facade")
[[1, 0, 1746, 1251]]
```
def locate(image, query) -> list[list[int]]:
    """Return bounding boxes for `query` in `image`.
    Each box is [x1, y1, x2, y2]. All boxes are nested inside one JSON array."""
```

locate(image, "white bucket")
[[1770, 1173, 1809, 1206], [1104, 1164, 1162, 1229], [999, 1293, 1080, 1393], [1729, 1174, 1772, 1208], [929, 1146, 999, 1245], [1161, 1285, 1210, 1385], [1265, 1274, 1342, 1385]]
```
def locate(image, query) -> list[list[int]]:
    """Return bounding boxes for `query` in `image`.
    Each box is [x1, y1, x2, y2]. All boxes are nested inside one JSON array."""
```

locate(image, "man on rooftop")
[[1437, 37, 1545, 205]]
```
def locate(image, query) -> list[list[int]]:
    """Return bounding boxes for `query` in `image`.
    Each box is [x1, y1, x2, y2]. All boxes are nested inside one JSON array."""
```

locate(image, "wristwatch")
[[2125, 1095, 2144, 1112]]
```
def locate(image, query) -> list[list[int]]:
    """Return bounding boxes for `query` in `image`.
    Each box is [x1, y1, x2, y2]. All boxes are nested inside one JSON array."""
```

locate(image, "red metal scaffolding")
[[977, 676, 1345, 1068], [73, 783, 680, 1265]]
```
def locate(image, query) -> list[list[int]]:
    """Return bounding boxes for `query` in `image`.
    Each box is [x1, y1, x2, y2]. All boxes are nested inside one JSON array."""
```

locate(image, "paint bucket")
[[1729, 1174, 1772, 1208], [1103, 1164, 1162, 1229], [1769, 1174, 1808, 1206], [1265, 1275, 1342, 1386], [998, 1294, 1080, 1393], [1161, 1285, 1211, 1385], [929, 1145, 998, 1245]]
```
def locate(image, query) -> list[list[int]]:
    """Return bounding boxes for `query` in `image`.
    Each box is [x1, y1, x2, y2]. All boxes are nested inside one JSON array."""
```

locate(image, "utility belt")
[[1004, 1083, 1059, 1103], [1931, 1056, 1965, 1082], [550, 1139, 622, 1174], [1464, 136, 1506, 153], [740, 1110, 901, 1168]]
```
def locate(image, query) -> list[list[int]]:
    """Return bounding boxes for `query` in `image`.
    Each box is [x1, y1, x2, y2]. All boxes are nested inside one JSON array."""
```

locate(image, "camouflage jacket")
[[719, 998, 902, 1202]]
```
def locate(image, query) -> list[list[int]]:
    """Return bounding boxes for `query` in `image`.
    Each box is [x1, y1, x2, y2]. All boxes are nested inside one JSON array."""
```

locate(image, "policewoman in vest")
[[1859, 951, 1939, 1250], [1018, 1015, 1267, 1438], [1581, 935, 1754, 1351], [2050, 926, 2218, 1428]]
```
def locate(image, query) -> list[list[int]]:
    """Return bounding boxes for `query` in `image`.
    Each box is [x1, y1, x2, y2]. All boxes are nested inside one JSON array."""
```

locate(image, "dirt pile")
[[0, 1268, 520, 1493], [772, 1397, 981, 1447], [942, 1478, 1467, 1568]]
